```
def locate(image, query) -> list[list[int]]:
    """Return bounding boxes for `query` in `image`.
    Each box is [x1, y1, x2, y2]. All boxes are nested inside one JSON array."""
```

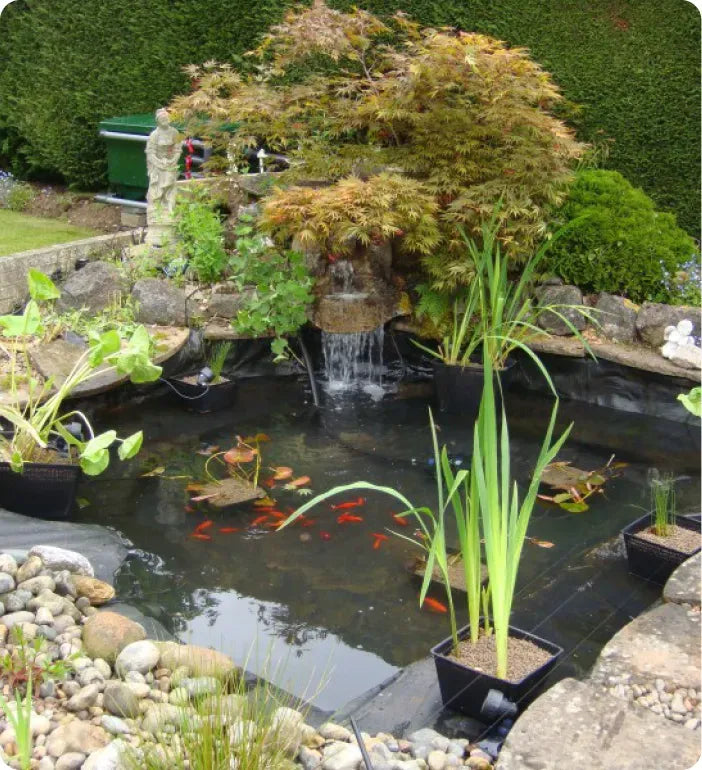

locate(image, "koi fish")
[[371, 532, 388, 550], [527, 537, 555, 549], [391, 514, 409, 526], [319, 531, 332, 541], [268, 511, 287, 520], [422, 597, 448, 614], [190, 533, 212, 541], [331, 497, 365, 511], [250, 515, 270, 527], [272, 466, 293, 481], [337, 513, 363, 524], [285, 476, 311, 489], [265, 521, 283, 530], [219, 527, 239, 534], [194, 520, 213, 534]]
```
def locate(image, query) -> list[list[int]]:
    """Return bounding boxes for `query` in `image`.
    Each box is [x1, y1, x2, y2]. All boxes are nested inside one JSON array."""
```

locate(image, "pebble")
[[55, 753, 86, 770], [67, 684, 101, 712], [0, 572, 15, 593]]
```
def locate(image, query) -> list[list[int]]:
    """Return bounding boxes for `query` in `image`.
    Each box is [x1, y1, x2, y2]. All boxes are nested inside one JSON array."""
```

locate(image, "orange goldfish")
[[219, 527, 239, 534], [194, 520, 213, 533], [391, 514, 409, 526], [371, 532, 388, 550], [190, 533, 212, 542], [250, 515, 270, 527], [286, 476, 311, 488], [422, 597, 448, 614], [337, 513, 363, 524], [331, 497, 365, 511]]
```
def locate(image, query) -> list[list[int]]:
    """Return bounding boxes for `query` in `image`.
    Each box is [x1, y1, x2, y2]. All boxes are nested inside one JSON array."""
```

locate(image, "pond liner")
[[430, 623, 563, 720], [432, 358, 518, 416], [166, 375, 238, 413], [0, 461, 81, 520], [622, 513, 701, 586]]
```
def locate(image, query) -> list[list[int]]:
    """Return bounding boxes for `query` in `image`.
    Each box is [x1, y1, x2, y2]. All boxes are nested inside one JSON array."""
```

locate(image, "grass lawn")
[[0, 209, 97, 256]]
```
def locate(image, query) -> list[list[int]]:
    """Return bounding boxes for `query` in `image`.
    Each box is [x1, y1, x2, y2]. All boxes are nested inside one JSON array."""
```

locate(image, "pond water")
[[73, 375, 700, 716]]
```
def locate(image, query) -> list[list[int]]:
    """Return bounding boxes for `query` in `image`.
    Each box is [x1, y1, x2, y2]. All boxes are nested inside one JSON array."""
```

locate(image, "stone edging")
[[0, 231, 144, 314]]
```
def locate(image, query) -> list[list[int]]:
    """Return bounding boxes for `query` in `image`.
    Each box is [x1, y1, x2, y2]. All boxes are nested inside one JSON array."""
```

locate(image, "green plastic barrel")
[[98, 114, 159, 201]]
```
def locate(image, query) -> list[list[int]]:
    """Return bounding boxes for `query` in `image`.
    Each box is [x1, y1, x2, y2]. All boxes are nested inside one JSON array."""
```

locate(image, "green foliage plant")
[[650, 473, 676, 538], [678, 386, 702, 418], [415, 216, 597, 384], [472, 348, 571, 679], [173, 188, 228, 284], [0, 673, 33, 770], [0, 626, 73, 691], [545, 170, 698, 305], [208, 341, 232, 382], [229, 215, 314, 362], [5, 181, 35, 212], [0, 270, 161, 475], [172, 1, 584, 288]]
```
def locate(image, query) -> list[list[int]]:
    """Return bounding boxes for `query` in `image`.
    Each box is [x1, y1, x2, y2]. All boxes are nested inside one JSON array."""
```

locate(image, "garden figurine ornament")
[[145, 108, 182, 246]]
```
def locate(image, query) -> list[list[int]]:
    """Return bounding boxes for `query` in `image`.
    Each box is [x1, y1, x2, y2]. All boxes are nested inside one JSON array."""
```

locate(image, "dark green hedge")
[[0, 0, 699, 236]]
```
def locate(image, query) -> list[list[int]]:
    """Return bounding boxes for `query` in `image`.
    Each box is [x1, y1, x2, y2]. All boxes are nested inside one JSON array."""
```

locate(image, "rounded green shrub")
[[545, 170, 698, 305]]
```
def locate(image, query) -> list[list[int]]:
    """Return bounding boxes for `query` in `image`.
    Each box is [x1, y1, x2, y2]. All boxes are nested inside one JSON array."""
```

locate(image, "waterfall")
[[329, 260, 355, 295], [321, 326, 385, 398]]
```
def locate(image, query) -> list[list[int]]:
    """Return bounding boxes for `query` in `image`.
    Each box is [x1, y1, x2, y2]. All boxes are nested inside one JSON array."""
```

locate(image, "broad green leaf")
[[27, 270, 60, 301], [0, 301, 41, 337], [678, 387, 701, 417], [114, 326, 162, 384], [88, 329, 121, 367], [117, 431, 143, 460], [82, 430, 117, 459], [552, 492, 573, 504], [80, 449, 110, 476], [560, 500, 589, 513]]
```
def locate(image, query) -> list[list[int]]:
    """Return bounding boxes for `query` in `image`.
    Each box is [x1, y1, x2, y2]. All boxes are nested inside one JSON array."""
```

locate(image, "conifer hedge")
[[0, 0, 698, 236]]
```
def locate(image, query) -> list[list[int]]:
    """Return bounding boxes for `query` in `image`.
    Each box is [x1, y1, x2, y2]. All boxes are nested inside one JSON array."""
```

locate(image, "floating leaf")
[[285, 475, 311, 489], [560, 501, 589, 513], [76, 497, 91, 509], [223, 446, 257, 464], [272, 466, 293, 481], [528, 538, 555, 548]]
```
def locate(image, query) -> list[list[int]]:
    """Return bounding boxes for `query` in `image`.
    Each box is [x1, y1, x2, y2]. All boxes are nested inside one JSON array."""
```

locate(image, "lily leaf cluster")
[[0, 270, 161, 475]]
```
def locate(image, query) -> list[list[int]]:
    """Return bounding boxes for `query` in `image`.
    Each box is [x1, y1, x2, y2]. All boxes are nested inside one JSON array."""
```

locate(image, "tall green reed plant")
[[0, 674, 33, 770], [650, 473, 676, 537], [471, 348, 571, 679]]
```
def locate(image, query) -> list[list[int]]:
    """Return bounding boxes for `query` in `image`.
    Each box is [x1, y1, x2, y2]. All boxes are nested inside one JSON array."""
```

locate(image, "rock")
[[100, 716, 133, 736], [115, 640, 160, 677], [18, 576, 56, 595], [94, 659, 112, 679], [35, 607, 53, 626], [0, 573, 14, 593], [636, 302, 701, 348], [594, 294, 638, 342], [71, 576, 115, 606], [204, 289, 255, 319], [322, 742, 363, 770], [170, 666, 191, 688], [53, 571, 78, 599], [52, 614, 77, 633], [82, 612, 146, 663], [265, 706, 304, 756], [16, 555, 43, 583], [56, 262, 123, 314], [103, 682, 141, 718], [132, 278, 187, 326], [494, 678, 700, 770], [0, 555, 17, 577], [124, 670, 145, 684], [299, 745, 323, 770], [201, 693, 247, 720], [408, 730, 447, 750], [55, 753, 86, 770], [38, 758, 55, 770], [465, 758, 491, 770], [319, 722, 353, 742], [27, 589, 65, 616], [666, 344, 702, 370], [67, 683, 101, 711], [229, 719, 257, 749], [168, 687, 189, 706], [141, 704, 188, 734], [125, 682, 150, 699], [664, 553, 701, 607], [154, 641, 237, 679], [83, 739, 130, 770], [427, 751, 447, 770], [78, 667, 106, 687], [46, 721, 110, 757], [1, 610, 34, 629], [28, 545, 94, 577], [1, 590, 32, 612], [179, 676, 219, 699], [536, 285, 586, 336]]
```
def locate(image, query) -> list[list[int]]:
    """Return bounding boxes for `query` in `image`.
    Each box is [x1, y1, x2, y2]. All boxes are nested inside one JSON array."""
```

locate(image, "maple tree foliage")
[[171, 1, 585, 291]]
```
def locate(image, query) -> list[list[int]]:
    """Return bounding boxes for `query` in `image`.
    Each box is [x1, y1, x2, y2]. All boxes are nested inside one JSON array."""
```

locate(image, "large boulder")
[[204, 288, 255, 319], [154, 641, 237, 679], [115, 639, 160, 676], [635, 302, 701, 348], [131, 278, 187, 326], [28, 545, 94, 577], [594, 293, 638, 342], [82, 612, 146, 663], [535, 284, 586, 336], [57, 262, 123, 313]]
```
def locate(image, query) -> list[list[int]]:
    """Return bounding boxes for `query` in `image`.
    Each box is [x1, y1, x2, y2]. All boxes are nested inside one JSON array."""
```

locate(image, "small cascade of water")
[[329, 260, 355, 295], [322, 326, 385, 398]]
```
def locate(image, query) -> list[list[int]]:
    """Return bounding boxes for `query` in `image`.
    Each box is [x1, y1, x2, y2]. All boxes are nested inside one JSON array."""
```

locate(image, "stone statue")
[[144, 108, 181, 246]]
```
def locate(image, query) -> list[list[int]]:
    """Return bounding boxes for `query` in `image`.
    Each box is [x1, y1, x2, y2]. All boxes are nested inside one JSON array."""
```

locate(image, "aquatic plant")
[[0, 673, 33, 770], [678, 386, 701, 417], [208, 341, 232, 383], [0, 270, 161, 474], [650, 472, 676, 537], [415, 215, 597, 381], [172, 187, 228, 284], [472, 349, 571, 678]]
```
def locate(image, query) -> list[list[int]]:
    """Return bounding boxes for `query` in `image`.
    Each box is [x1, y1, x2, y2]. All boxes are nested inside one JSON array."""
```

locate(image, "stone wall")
[[0, 230, 143, 314]]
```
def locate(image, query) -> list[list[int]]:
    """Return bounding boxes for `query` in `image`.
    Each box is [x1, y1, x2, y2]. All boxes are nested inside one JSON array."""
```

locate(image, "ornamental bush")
[[545, 170, 698, 305]]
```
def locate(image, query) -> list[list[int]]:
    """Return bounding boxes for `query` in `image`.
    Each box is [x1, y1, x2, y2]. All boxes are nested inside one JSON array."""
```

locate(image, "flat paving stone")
[[495, 677, 700, 770], [664, 552, 701, 606], [589, 601, 700, 691]]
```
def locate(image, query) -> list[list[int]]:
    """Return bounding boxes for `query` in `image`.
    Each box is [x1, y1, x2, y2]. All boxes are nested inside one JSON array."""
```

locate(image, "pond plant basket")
[[622, 513, 702, 586], [168, 374, 238, 414], [430, 623, 563, 720], [0, 461, 81, 520], [433, 358, 518, 416]]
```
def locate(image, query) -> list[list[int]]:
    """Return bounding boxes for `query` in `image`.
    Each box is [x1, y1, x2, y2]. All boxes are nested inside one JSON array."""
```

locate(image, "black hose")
[[350, 717, 374, 770], [297, 335, 320, 407], [158, 377, 210, 400]]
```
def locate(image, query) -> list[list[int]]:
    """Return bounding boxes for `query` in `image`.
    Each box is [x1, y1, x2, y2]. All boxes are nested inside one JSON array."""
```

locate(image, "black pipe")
[[297, 335, 320, 407], [349, 717, 374, 770]]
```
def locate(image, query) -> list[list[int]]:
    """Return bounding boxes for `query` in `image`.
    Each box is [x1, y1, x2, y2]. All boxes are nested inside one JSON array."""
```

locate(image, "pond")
[[73, 374, 700, 716]]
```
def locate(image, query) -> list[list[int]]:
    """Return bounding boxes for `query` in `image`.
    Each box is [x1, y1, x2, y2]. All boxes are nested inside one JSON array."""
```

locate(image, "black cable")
[[158, 377, 210, 400]]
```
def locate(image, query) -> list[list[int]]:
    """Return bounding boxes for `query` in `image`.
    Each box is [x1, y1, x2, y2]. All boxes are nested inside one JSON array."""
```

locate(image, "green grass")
[[0, 210, 96, 256]]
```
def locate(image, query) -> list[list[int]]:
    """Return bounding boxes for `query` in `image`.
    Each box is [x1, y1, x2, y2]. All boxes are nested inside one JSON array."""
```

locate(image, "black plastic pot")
[[167, 375, 238, 414], [0, 462, 81, 520], [622, 513, 701, 586], [431, 623, 563, 719], [433, 358, 518, 416]]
